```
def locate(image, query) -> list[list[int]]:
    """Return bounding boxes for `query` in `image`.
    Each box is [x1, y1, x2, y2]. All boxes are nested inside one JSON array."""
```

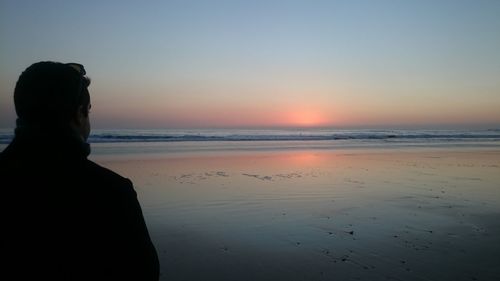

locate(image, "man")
[[0, 61, 159, 280]]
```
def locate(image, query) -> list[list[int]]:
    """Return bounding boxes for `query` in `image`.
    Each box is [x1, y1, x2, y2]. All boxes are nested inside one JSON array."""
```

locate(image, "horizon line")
[[1, 124, 500, 131]]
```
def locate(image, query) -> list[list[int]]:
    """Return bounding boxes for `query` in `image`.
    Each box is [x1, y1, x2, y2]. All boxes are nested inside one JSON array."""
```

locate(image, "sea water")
[[2, 128, 500, 153]]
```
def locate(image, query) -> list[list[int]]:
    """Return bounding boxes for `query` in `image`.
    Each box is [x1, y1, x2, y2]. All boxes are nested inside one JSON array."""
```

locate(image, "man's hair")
[[14, 61, 91, 126]]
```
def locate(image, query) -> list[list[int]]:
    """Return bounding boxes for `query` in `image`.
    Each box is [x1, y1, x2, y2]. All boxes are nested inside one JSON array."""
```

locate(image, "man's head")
[[14, 61, 91, 140]]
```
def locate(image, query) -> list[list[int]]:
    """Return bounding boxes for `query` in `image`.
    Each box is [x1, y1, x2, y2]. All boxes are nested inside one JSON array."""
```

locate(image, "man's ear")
[[74, 105, 87, 125]]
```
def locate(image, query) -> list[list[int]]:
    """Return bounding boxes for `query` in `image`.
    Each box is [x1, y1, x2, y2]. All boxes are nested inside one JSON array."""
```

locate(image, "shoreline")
[[88, 140, 500, 160]]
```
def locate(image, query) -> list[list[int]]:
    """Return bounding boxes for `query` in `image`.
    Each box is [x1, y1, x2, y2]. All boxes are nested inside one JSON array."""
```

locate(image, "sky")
[[1, 0, 500, 129]]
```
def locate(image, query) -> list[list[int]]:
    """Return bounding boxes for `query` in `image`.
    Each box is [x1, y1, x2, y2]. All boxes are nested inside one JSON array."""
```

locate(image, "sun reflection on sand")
[[93, 146, 500, 281]]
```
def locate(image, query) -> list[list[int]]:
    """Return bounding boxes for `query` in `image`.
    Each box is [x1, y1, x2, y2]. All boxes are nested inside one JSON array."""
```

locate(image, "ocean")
[[2, 128, 500, 146]]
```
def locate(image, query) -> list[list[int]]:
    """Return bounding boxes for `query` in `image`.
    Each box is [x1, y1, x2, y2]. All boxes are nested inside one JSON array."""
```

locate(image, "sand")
[[91, 144, 500, 281]]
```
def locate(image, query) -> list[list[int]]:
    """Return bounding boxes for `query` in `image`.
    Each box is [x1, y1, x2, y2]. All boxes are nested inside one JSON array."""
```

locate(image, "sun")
[[287, 110, 326, 127]]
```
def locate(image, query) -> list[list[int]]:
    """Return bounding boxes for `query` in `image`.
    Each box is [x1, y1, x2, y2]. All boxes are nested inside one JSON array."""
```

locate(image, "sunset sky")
[[1, 0, 499, 129]]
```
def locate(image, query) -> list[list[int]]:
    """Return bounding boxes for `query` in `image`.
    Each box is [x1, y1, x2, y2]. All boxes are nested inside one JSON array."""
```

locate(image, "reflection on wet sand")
[[94, 147, 500, 281]]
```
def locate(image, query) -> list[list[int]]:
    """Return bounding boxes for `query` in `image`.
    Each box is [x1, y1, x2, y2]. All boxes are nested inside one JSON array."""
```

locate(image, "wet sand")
[[92, 145, 500, 281]]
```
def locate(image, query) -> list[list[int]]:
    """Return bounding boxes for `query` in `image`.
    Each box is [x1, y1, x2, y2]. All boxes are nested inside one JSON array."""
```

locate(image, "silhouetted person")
[[0, 62, 159, 280]]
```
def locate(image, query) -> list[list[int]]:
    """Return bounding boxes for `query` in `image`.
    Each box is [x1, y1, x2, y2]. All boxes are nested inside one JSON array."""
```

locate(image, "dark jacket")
[[0, 129, 159, 281]]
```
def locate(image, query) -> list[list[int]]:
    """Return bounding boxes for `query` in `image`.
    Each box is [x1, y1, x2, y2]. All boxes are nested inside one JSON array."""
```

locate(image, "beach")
[[89, 140, 500, 281]]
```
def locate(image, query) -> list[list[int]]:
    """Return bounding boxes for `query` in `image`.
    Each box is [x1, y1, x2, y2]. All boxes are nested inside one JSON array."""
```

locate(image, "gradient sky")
[[1, 0, 500, 129]]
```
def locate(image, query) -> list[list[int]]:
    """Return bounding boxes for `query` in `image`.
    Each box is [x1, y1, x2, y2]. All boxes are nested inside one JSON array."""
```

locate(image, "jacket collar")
[[10, 120, 90, 160]]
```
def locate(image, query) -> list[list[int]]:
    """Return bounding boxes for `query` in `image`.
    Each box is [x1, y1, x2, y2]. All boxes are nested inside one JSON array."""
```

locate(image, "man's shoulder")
[[83, 160, 134, 191], [0, 142, 15, 162]]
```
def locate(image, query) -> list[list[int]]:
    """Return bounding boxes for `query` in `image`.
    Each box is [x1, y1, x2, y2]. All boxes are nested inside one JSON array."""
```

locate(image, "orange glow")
[[286, 110, 328, 127], [286, 152, 325, 167]]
